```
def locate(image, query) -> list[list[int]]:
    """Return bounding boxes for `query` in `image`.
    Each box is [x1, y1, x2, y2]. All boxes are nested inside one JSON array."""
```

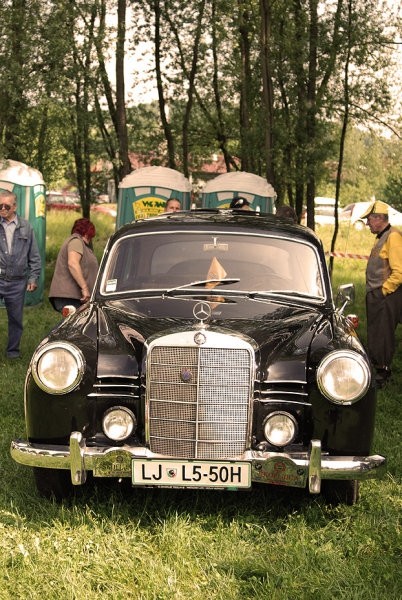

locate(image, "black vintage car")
[[11, 210, 386, 503]]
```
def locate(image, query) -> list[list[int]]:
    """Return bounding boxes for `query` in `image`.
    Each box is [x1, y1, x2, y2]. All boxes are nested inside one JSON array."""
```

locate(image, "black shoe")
[[375, 367, 392, 388]]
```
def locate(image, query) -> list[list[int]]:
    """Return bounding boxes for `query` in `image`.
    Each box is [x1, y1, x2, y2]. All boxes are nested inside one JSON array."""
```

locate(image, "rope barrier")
[[325, 251, 369, 260]]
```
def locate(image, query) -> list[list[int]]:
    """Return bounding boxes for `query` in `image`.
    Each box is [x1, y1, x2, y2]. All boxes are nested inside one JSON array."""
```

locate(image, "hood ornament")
[[193, 302, 211, 325]]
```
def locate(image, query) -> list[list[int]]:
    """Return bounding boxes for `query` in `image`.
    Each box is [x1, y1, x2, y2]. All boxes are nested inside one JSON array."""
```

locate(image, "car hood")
[[96, 296, 328, 382]]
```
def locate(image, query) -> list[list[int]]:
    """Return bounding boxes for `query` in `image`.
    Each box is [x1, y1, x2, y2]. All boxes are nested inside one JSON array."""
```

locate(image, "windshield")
[[100, 232, 325, 300]]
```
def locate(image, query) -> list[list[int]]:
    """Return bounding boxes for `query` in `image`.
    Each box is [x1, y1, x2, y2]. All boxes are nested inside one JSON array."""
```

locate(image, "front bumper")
[[10, 434, 386, 494]]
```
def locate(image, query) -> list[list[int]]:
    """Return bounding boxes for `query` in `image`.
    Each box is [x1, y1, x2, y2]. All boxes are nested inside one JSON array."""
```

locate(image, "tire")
[[33, 467, 74, 501], [322, 480, 360, 506]]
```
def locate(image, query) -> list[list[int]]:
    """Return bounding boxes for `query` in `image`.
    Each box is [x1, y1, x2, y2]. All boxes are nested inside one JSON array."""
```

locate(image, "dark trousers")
[[0, 278, 26, 357], [366, 286, 402, 369]]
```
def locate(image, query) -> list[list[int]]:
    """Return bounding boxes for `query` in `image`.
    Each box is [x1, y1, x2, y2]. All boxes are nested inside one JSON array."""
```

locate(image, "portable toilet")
[[201, 171, 276, 213], [117, 166, 192, 228], [0, 160, 46, 306]]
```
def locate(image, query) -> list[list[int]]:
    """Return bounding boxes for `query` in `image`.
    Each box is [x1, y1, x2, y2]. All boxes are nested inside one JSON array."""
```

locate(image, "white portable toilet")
[[201, 171, 276, 213], [117, 166, 192, 228]]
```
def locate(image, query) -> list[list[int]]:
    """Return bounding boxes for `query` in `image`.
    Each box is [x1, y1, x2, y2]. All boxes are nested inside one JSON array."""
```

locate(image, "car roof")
[[110, 209, 323, 250]]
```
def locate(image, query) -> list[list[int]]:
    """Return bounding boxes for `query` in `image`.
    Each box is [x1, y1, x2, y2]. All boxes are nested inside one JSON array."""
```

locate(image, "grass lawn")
[[0, 215, 400, 599]]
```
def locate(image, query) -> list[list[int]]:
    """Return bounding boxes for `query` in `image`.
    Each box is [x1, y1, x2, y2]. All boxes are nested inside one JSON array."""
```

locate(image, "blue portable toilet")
[[0, 160, 46, 306], [201, 171, 276, 213], [116, 166, 192, 228]]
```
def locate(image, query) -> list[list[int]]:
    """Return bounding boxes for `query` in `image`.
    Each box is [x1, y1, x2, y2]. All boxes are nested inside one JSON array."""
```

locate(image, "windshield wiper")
[[165, 278, 240, 295], [249, 290, 324, 301]]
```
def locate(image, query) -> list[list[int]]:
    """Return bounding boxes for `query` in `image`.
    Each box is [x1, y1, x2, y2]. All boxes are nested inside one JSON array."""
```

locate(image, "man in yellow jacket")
[[361, 200, 402, 387]]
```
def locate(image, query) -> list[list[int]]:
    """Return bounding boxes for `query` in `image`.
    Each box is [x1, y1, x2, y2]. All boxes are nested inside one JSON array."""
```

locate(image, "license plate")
[[132, 459, 251, 488]]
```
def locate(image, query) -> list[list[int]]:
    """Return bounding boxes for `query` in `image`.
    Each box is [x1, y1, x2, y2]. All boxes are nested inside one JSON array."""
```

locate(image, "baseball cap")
[[359, 200, 390, 218]]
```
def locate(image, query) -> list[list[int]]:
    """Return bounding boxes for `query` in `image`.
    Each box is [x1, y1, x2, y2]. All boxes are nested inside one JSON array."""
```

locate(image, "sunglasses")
[[0, 204, 12, 210]]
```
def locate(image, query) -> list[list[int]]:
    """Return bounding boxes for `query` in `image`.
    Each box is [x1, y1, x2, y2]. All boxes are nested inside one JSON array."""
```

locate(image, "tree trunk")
[[329, 0, 353, 280], [154, 0, 176, 169], [211, 0, 238, 171], [184, 3, 205, 178], [305, 0, 318, 228], [260, 0, 275, 186], [238, 0, 254, 172], [116, 0, 131, 179], [165, 1, 206, 178], [293, 0, 308, 226]]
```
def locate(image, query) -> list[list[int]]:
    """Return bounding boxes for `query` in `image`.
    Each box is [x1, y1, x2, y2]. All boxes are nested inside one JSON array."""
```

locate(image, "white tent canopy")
[[119, 166, 192, 191]]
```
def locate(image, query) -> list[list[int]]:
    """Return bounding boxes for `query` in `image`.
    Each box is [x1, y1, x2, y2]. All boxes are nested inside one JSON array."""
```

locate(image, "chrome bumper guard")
[[10, 433, 386, 494]]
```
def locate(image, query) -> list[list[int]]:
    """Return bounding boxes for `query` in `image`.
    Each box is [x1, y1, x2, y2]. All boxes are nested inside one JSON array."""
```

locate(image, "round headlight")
[[317, 350, 371, 404], [102, 407, 136, 441], [263, 411, 297, 447], [31, 342, 85, 394]]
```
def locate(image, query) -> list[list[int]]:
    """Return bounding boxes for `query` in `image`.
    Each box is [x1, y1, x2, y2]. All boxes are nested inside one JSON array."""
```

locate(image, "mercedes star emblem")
[[193, 302, 212, 322], [194, 332, 207, 346]]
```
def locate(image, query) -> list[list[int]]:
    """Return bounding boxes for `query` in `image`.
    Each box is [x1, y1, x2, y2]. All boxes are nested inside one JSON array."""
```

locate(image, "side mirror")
[[336, 283, 355, 314]]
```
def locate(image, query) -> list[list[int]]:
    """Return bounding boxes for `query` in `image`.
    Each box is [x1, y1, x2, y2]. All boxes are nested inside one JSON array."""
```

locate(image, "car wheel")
[[33, 467, 74, 501], [322, 480, 360, 505]]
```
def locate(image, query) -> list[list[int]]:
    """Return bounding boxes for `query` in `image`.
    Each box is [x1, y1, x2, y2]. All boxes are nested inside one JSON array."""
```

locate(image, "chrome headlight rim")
[[263, 411, 298, 448], [31, 341, 85, 394], [317, 349, 371, 405], [102, 406, 136, 442]]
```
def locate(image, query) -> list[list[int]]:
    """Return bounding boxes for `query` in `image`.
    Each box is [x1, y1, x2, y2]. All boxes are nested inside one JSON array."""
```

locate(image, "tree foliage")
[[0, 0, 400, 220]]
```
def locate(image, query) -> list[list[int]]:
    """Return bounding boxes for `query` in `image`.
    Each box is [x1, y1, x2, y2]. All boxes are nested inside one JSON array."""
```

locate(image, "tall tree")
[[305, 0, 319, 227], [209, 0, 239, 171], [329, 0, 353, 279], [66, 0, 98, 216], [238, 0, 257, 172], [116, 0, 131, 179], [163, 0, 207, 177], [0, 0, 42, 160], [1, 0, 400, 212], [260, 0, 275, 187], [93, 0, 120, 195], [154, 0, 176, 168]]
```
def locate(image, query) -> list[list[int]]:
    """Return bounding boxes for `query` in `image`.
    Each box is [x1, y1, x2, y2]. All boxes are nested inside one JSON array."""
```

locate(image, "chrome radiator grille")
[[147, 341, 253, 459]]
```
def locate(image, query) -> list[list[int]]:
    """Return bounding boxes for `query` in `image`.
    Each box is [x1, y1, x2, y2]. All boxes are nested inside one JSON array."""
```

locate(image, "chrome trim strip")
[[259, 399, 312, 407], [92, 384, 139, 389], [262, 380, 307, 385], [260, 391, 309, 397], [87, 393, 137, 399]]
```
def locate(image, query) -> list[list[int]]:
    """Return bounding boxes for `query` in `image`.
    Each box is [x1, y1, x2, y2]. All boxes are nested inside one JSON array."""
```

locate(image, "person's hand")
[[26, 282, 37, 292], [80, 286, 90, 303]]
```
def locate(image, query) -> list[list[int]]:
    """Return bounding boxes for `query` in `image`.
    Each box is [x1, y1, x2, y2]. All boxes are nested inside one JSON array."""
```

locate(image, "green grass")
[[0, 218, 400, 599]]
